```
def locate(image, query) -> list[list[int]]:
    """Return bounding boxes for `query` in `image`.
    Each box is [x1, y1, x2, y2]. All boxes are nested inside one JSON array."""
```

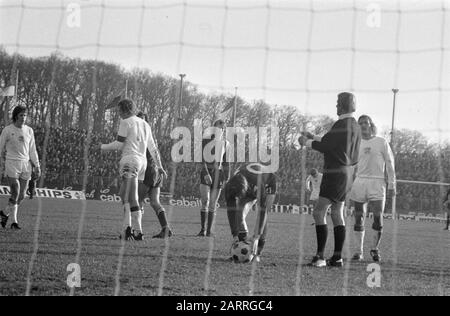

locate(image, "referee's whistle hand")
[[301, 131, 314, 139], [298, 136, 307, 147]]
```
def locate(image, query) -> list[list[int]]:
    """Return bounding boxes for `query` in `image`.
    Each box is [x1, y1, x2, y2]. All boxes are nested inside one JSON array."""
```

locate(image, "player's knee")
[[150, 200, 162, 210], [153, 206, 165, 216], [200, 195, 210, 209], [330, 211, 343, 222], [313, 210, 324, 222], [208, 205, 217, 213], [354, 213, 365, 228], [120, 193, 128, 204], [9, 188, 19, 201], [372, 217, 383, 232], [17, 193, 25, 204]]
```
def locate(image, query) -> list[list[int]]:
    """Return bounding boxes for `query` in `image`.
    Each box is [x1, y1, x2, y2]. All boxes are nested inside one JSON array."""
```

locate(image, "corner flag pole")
[[177, 74, 186, 127]]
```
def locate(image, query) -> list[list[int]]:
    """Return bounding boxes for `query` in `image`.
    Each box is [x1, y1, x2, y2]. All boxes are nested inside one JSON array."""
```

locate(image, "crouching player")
[[224, 163, 277, 262], [136, 112, 171, 239]]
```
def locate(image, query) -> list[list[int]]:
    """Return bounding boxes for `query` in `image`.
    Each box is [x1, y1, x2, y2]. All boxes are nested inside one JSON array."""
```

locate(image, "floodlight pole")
[[177, 74, 186, 125], [390, 89, 399, 153], [391, 88, 399, 219]]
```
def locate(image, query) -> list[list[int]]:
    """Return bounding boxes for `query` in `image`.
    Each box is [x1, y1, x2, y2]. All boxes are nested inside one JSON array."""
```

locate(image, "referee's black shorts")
[[319, 166, 355, 203]]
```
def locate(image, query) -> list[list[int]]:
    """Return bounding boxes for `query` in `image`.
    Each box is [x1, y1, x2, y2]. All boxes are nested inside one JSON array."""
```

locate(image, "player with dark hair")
[[197, 119, 230, 237], [349, 115, 396, 262], [299, 92, 361, 267], [100, 99, 165, 241], [0, 105, 41, 230], [225, 163, 277, 262], [443, 187, 450, 231], [136, 111, 171, 239]]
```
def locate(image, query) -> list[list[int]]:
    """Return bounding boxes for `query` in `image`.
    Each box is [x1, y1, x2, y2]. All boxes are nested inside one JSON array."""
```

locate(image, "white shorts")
[[349, 177, 386, 203], [4, 160, 32, 180], [119, 155, 147, 181]]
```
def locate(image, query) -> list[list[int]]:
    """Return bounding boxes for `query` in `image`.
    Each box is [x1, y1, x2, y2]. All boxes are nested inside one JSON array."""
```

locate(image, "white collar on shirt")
[[338, 113, 354, 120]]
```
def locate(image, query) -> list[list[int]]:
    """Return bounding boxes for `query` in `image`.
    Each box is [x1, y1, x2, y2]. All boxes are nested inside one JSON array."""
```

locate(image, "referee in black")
[[299, 92, 361, 267]]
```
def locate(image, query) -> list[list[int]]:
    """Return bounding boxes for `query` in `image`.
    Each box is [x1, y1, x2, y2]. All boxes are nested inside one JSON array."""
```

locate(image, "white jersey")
[[356, 136, 396, 189], [117, 116, 157, 160], [0, 124, 39, 167], [306, 173, 323, 200]]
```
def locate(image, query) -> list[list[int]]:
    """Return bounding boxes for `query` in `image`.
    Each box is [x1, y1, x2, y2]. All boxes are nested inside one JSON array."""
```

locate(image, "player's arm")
[[201, 138, 212, 185], [255, 196, 272, 237], [353, 164, 358, 181], [29, 129, 41, 177], [146, 128, 165, 172], [382, 139, 396, 196], [306, 122, 340, 153], [101, 120, 126, 151], [305, 175, 312, 192]]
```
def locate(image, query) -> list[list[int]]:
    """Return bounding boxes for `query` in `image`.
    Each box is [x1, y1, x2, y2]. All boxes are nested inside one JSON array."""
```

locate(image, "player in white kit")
[[100, 99, 165, 241], [0, 106, 41, 230], [306, 168, 322, 211], [349, 115, 396, 262]]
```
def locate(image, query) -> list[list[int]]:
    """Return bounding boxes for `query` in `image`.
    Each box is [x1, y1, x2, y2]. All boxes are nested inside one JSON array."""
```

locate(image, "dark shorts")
[[200, 168, 226, 189], [319, 167, 355, 203], [143, 166, 163, 189]]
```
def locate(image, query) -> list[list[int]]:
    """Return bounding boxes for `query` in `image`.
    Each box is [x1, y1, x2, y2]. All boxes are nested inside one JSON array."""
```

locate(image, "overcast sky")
[[1, 0, 449, 143]]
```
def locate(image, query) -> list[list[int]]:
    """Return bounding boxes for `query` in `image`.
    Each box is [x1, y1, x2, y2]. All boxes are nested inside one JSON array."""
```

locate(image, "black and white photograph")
[[0, 0, 449, 299]]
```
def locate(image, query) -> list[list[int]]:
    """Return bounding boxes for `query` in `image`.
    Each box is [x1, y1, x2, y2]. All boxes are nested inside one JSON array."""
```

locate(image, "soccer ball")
[[231, 241, 253, 263]]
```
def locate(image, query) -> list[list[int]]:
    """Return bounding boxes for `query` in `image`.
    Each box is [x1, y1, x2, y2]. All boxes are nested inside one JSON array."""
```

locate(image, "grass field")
[[0, 197, 449, 296]]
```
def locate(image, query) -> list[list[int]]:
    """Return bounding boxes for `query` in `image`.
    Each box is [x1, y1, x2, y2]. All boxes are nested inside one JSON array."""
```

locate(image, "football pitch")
[[0, 197, 449, 296]]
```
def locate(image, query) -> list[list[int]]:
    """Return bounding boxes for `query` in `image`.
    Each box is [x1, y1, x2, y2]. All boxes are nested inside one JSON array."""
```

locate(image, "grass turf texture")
[[0, 198, 449, 296]]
